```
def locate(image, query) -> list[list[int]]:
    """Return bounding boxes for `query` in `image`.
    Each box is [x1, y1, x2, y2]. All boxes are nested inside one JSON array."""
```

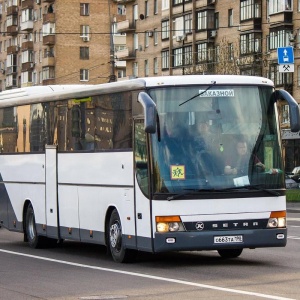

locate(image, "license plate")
[[214, 235, 243, 244]]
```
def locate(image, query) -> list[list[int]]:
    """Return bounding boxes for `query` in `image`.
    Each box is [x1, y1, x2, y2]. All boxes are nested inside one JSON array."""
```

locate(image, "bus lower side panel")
[[153, 229, 287, 252]]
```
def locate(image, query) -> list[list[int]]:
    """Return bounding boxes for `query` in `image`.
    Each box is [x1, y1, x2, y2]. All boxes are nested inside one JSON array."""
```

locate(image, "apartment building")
[[115, 0, 300, 170], [0, 0, 126, 89]]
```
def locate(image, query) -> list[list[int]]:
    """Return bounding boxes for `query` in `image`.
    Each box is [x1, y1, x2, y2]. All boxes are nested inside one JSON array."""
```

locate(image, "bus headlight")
[[156, 216, 185, 232], [267, 211, 286, 228]]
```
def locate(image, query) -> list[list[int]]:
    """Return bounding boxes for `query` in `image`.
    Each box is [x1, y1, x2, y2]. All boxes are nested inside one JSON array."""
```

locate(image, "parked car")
[[285, 174, 300, 189]]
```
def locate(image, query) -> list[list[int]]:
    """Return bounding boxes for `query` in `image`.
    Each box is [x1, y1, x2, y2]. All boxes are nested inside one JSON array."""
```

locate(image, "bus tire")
[[108, 209, 135, 263], [217, 248, 243, 259], [25, 203, 51, 249]]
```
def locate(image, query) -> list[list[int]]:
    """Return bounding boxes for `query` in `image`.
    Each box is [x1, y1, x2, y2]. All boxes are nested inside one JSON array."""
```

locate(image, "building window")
[[80, 47, 89, 59], [228, 43, 234, 61], [240, 0, 261, 21], [80, 69, 89, 81], [80, 25, 90, 40], [197, 43, 207, 62], [196, 10, 214, 30], [117, 5, 126, 15], [269, 64, 292, 86], [154, 0, 158, 14], [240, 33, 261, 54], [145, 32, 149, 48], [154, 28, 158, 45], [154, 57, 158, 74], [145, 1, 149, 17], [133, 62, 138, 77], [173, 46, 192, 67], [117, 69, 126, 78], [184, 14, 192, 34], [269, 29, 291, 50], [133, 5, 139, 20], [269, 0, 292, 14], [42, 67, 55, 80], [162, 20, 169, 40], [228, 9, 233, 27], [144, 60, 149, 76], [162, 50, 169, 69], [282, 105, 290, 124], [80, 3, 90, 16], [162, 0, 169, 10]]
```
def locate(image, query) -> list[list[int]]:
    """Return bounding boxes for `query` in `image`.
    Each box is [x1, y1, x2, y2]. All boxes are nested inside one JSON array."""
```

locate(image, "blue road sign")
[[277, 47, 294, 64]]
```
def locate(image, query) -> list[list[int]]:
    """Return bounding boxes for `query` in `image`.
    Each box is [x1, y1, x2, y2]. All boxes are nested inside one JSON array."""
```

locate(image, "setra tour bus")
[[0, 75, 299, 263]]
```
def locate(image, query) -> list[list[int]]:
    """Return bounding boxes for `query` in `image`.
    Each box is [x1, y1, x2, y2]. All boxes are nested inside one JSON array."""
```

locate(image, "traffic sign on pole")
[[277, 47, 294, 64]]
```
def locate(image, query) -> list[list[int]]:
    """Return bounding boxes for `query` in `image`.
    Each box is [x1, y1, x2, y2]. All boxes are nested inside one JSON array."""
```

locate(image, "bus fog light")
[[157, 222, 169, 232], [277, 217, 286, 228], [277, 233, 285, 240], [169, 222, 180, 232]]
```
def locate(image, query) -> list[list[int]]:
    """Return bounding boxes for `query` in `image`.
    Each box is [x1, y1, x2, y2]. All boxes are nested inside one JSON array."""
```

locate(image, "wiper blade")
[[179, 81, 216, 106], [166, 188, 215, 201], [216, 185, 280, 196]]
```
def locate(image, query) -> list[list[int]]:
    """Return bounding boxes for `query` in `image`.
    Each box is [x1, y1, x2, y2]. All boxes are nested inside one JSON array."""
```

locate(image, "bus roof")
[[0, 75, 274, 108]]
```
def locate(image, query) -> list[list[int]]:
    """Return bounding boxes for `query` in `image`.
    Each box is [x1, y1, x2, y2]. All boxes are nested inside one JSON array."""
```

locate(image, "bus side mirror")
[[275, 90, 300, 132], [138, 92, 157, 133]]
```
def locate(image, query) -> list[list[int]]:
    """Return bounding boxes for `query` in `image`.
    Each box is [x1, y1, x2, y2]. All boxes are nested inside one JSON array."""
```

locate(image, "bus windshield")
[[149, 85, 284, 194]]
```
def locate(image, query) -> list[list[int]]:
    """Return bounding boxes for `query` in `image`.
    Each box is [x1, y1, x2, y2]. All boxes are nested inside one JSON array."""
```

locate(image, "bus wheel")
[[25, 204, 48, 248], [217, 248, 243, 259], [108, 209, 135, 263]]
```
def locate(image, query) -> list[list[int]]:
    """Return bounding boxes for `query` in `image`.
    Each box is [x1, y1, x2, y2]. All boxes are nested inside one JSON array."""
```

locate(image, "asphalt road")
[[0, 212, 299, 300]]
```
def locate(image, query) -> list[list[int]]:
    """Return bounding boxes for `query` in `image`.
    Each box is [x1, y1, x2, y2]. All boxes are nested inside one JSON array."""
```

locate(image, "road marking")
[[287, 236, 300, 240], [287, 218, 300, 221], [0, 249, 295, 300]]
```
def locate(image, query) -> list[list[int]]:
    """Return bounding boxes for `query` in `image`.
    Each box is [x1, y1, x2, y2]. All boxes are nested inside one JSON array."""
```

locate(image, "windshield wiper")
[[166, 185, 280, 200], [166, 188, 215, 201], [179, 81, 216, 106], [216, 185, 280, 196]]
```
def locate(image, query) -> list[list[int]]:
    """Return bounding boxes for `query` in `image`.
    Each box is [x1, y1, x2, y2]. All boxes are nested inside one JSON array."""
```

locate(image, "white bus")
[[0, 75, 299, 263]]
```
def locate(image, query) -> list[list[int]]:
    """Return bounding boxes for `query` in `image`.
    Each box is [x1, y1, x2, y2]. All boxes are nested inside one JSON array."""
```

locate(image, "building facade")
[[0, 0, 126, 88], [115, 0, 300, 171]]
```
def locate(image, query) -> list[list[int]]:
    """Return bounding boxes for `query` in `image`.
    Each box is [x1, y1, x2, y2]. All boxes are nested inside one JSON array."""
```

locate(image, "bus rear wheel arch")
[[24, 203, 56, 248]]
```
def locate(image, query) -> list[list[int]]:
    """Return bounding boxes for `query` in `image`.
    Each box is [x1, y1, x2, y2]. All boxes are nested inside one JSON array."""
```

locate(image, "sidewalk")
[[287, 202, 300, 213]]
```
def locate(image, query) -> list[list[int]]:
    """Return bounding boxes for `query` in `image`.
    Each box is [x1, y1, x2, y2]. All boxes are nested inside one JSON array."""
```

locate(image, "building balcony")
[[7, 45, 20, 54], [240, 18, 262, 32], [43, 13, 55, 23], [6, 66, 18, 75], [115, 47, 136, 60], [43, 0, 55, 3], [20, 20, 34, 31], [113, 34, 126, 46], [43, 56, 55, 66], [7, 6, 18, 15], [269, 12, 293, 27], [21, 0, 34, 8], [195, 30, 216, 41], [117, 20, 135, 33], [42, 79, 56, 85], [7, 25, 18, 36], [43, 35, 56, 45], [21, 41, 34, 50], [22, 62, 35, 72]]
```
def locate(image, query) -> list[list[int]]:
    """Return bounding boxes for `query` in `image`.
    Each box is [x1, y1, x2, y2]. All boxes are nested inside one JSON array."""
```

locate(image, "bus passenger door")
[[45, 145, 59, 239], [134, 119, 153, 252]]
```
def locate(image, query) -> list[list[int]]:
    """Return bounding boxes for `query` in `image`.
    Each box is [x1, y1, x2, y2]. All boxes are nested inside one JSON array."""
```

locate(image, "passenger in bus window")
[[224, 137, 265, 175]]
